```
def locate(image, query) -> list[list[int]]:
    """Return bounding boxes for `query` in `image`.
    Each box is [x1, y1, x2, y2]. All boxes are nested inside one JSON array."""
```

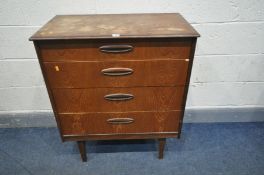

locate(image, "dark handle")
[[107, 118, 134, 124], [99, 45, 133, 53], [101, 68, 133, 76], [104, 93, 134, 101]]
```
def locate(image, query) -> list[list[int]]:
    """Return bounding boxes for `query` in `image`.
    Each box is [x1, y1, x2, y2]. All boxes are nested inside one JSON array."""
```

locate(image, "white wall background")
[[0, 0, 264, 113]]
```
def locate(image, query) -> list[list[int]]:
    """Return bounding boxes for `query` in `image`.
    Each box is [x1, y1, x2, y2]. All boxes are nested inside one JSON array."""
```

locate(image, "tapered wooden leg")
[[77, 141, 87, 162], [177, 131, 181, 139], [158, 138, 166, 159], [177, 120, 182, 139]]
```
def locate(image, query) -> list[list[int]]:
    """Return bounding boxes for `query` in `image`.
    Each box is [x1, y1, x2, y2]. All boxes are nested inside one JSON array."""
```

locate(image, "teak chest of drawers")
[[30, 13, 199, 162]]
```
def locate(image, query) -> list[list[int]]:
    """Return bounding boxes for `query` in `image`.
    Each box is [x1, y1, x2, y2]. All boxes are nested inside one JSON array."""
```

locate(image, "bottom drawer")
[[59, 111, 180, 136]]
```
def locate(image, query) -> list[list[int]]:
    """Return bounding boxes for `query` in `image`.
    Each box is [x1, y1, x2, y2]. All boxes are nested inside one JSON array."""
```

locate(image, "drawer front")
[[59, 111, 180, 135], [52, 87, 185, 113], [44, 59, 189, 88], [38, 39, 192, 61]]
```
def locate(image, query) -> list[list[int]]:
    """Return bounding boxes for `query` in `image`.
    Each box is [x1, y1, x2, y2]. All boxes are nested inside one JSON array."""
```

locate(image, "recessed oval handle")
[[107, 118, 134, 124], [101, 68, 133, 76], [104, 93, 134, 101], [99, 45, 133, 53]]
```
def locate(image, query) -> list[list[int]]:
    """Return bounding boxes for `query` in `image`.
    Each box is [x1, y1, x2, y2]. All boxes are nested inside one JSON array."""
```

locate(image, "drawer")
[[59, 111, 180, 135], [44, 59, 189, 88], [52, 87, 185, 113], [38, 38, 192, 61]]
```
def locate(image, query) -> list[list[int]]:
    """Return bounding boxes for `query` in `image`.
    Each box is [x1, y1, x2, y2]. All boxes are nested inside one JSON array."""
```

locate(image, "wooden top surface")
[[30, 13, 200, 40]]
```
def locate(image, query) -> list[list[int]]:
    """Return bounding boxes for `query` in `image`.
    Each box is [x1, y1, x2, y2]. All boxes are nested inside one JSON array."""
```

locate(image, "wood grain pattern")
[[29, 13, 200, 40], [43, 59, 189, 88], [52, 87, 185, 113], [30, 13, 199, 160], [178, 38, 197, 138], [59, 111, 180, 135], [38, 38, 192, 61], [32, 42, 65, 141]]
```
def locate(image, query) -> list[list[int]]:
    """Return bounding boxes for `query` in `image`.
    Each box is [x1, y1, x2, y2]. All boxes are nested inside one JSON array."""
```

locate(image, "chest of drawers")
[[30, 13, 199, 162]]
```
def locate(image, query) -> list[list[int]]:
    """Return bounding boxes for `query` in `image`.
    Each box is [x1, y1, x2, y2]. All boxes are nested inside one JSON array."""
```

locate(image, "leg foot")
[[77, 141, 87, 162], [178, 121, 182, 139], [158, 138, 166, 159], [177, 133, 181, 139]]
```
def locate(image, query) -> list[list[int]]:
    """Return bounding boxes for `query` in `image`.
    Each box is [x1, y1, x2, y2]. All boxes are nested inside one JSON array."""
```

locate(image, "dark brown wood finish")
[[38, 39, 192, 62], [178, 38, 197, 139], [64, 133, 178, 141], [30, 13, 199, 161], [29, 13, 200, 40], [33, 42, 64, 141], [52, 87, 185, 113], [158, 138, 166, 159], [77, 141, 87, 162], [43, 59, 189, 88], [59, 111, 180, 136]]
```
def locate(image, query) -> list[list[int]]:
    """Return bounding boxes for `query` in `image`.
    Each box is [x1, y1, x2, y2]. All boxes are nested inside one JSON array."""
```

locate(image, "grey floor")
[[0, 122, 263, 175]]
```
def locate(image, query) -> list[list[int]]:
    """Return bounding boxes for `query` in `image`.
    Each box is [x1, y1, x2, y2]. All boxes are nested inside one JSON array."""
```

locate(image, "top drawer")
[[38, 38, 192, 62]]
